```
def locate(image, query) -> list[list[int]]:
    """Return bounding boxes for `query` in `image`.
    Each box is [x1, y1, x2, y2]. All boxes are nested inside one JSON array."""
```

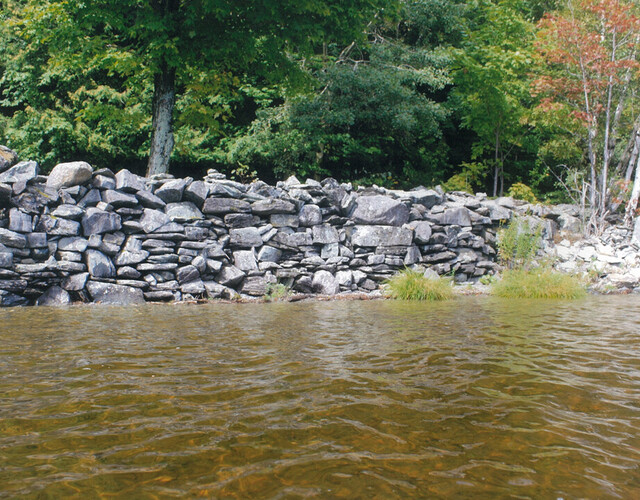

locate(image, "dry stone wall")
[[0, 155, 565, 306]]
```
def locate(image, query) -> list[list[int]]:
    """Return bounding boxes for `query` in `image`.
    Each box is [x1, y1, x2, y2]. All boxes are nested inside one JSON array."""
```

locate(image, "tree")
[[534, 0, 640, 231], [213, 0, 463, 187], [2, 0, 389, 176], [451, 0, 536, 197]]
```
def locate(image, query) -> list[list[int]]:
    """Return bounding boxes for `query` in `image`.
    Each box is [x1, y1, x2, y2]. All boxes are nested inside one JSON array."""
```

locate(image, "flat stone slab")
[[86, 281, 145, 305], [350, 225, 413, 247]]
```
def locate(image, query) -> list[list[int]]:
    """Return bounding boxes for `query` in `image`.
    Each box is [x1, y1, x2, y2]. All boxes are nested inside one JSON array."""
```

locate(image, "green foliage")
[[497, 217, 542, 270], [212, 0, 466, 186], [507, 182, 537, 203], [491, 267, 586, 299], [264, 283, 291, 302], [443, 161, 488, 193], [384, 268, 454, 301], [450, 0, 537, 195], [1, 0, 389, 174]]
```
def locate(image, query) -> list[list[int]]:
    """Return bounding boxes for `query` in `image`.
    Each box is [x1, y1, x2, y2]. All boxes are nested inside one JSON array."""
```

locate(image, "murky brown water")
[[1, 297, 639, 498]]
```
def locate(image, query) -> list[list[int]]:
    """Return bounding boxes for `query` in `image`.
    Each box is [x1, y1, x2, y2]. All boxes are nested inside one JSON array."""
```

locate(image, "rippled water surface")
[[1, 297, 640, 498]]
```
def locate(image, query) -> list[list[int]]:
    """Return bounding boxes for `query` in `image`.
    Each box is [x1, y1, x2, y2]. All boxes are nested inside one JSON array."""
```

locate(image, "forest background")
[[2, 0, 640, 231]]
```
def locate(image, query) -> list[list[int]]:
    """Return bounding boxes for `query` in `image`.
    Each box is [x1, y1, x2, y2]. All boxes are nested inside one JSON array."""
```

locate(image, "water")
[[0, 296, 639, 498]]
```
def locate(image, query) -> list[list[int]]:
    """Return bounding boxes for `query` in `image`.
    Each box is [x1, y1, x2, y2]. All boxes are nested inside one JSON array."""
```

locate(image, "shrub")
[[384, 268, 454, 301], [507, 182, 538, 203], [497, 217, 542, 270], [491, 268, 586, 299]]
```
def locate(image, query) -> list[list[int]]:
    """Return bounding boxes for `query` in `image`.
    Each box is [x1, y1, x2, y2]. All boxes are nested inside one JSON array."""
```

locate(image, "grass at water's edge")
[[490, 268, 587, 299], [383, 269, 454, 301]]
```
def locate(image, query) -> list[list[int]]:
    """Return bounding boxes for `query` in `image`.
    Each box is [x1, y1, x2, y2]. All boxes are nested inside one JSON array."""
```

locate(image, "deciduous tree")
[[534, 0, 640, 231]]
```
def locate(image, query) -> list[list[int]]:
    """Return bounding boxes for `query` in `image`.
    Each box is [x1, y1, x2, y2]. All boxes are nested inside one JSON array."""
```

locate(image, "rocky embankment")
[[1, 146, 639, 306]]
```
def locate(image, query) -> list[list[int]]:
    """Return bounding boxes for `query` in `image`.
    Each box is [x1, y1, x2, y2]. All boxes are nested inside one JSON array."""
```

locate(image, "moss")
[[384, 269, 454, 301]]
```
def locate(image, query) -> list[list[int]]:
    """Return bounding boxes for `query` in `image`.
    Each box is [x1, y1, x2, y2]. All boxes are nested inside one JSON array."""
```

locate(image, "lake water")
[[0, 296, 639, 498]]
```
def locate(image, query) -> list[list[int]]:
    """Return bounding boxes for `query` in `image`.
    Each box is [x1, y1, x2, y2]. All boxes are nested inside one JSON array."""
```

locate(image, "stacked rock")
[[0, 148, 581, 306]]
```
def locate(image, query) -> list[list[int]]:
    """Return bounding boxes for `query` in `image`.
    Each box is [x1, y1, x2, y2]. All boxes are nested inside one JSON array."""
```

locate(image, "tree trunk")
[[624, 149, 640, 226], [147, 62, 176, 177], [492, 128, 500, 197]]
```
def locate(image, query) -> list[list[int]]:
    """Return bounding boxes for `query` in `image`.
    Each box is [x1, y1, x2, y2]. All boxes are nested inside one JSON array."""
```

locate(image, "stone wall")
[[0, 155, 568, 306]]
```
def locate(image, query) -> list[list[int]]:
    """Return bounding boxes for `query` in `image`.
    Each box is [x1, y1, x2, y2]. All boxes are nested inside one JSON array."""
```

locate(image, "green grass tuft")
[[384, 269, 454, 301], [264, 283, 290, 302], [491, 268, 586, 299]]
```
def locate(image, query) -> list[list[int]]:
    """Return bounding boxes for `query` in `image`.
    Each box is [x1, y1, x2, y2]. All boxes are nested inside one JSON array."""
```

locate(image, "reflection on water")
[[1, 297, 639, 498]]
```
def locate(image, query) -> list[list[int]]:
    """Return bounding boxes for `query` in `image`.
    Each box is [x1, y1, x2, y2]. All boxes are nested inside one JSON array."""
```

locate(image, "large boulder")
[[351, 195, 409, 226], [46, 161, 93, 190], [86, 281, 145, 305]]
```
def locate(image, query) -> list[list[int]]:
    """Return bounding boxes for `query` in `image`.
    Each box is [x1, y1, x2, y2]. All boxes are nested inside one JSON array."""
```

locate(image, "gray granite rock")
[[216, 265, 245, 287], [0, 228, 27, 248], [184, 180, 208, 207], [0, 251, 13, 268], [298, 204, 322, 226], [312, 225, 339, 244], [257, 245, 282, 262], [411, 221, 432, 244], [155, 179, 187, 203], [165, 202, 203, 222], [26, 232, 47, 248], [86, 249, 116, 278], [36, 215, 81, 236], [230, 227, 263, 247], [0, 161, 38, 184], [350, 225, 413, 247], [82, 208, 122, 236], [312, 270, 340, 295], [86, 281, 145, 305], [135, 190, 166, 209], [251, 199, 296, 216], [241, 276, 268, 296], [46, 161, 92, 190], [202, 197, 251, 214], [177, 265, 200, 284], [61, 272, 89, 291], [102, 190, 139, 208], [140, 208, 171, 233], [351, 195, 409, 226], [51, 204, 85, 220], [115, 169, 146, 192], [233, 250, 258, 271], [36, 286, 71, 306], [9, 209, 32, 233]]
